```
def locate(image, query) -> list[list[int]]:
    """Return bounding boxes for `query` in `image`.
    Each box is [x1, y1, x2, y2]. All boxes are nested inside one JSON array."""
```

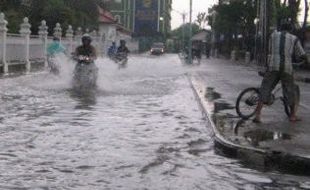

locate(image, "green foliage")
[[210, 0, 257, 36], [207, 0, 306, 55], [170, 23, 200, 42], [208, 0, 257, 53], [274, 0, 304, 29], [170, 23, 200, 51], [1, 0, 106, 34]]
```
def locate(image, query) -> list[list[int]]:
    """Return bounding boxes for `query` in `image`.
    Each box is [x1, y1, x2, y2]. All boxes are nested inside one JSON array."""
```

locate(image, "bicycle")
[[235, 71, 300, 120], [183, 51, 201, 65], [192, 54, 201, 65]]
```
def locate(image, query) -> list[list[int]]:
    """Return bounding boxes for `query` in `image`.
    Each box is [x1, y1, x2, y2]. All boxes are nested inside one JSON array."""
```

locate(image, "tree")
[[208, 0, 257, 54], [207, 0, 308, 58], [288, 0, 301, 26], [1, 0, 107, 34], [170, 23, 200, 50], [196, 12, 207, 29]]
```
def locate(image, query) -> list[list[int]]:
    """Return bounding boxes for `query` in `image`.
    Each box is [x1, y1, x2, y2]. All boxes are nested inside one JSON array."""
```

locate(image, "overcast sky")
[[171, 0, 309, 30], [171, 0, 218, 29]]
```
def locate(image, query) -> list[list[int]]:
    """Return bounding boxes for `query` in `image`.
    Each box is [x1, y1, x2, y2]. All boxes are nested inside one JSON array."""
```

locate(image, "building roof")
[[98, 6, 116, 24], [98, 6, 133, 36], [191, 29, 212, 41]]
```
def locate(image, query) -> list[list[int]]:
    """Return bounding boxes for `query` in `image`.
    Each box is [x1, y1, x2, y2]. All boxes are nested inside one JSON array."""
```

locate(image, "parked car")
[[150, 42, 165, 55]]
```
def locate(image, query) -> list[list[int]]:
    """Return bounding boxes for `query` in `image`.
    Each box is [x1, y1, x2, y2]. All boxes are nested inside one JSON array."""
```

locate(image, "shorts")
[[260, 71, 296, 106]]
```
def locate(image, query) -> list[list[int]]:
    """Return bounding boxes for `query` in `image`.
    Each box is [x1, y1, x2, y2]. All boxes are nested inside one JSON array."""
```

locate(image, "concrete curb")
[[188, 75, 310, 175]]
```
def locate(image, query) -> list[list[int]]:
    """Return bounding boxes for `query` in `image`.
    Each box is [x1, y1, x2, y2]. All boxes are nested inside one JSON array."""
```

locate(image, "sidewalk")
[[189, 58, 310, 175]]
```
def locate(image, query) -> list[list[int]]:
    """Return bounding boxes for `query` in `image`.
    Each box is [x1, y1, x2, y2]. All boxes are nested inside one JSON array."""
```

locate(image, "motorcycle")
[[47, 55, 60, 75], [113, 52, 128, 69], [72, 55, 98, 90], [184, 49, 201, 65]]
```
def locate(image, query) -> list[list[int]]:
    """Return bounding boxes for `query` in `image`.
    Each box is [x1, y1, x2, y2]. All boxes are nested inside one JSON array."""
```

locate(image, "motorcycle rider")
[[114, 40, 130, 65], [117, 40, 130, 55], [47, 37, 66, 56], [108, 42, 117, 58], [73, 34, 98, 88], [192, 43, 202, 60], [47, 37, 66, 74], [74, 34, 97, 62]]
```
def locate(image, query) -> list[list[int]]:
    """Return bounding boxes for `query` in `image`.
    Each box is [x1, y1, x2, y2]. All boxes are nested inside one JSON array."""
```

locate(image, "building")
[[98, 7, 139, 54], [98, 8, 132, 41], [191, 29, 212, 43], [191, 29, 212, 56], [158, 0, 172, 37], [103, 0, 135, 31], [105, 0, 172, 37]]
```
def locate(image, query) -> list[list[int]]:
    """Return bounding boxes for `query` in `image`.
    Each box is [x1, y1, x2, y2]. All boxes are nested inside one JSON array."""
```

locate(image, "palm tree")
[[196, 12, 207, 29]]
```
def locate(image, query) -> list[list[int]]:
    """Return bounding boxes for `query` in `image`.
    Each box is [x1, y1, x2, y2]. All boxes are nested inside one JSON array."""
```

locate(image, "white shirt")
[[268, 31, 306, 75]]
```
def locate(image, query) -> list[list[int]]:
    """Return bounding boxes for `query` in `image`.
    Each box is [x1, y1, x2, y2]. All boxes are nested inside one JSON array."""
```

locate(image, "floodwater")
[[0, 54, 309, 190]]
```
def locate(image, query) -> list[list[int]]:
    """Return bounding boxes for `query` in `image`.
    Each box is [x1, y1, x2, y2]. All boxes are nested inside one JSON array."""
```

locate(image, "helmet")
[[120, 40, 126, 45], [82, 34, 92, 43]]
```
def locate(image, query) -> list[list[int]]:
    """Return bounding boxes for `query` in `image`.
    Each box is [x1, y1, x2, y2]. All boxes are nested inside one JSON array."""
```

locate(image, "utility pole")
[[172, 8, 187, 51], [188, 0, 193, 64], [257, 0, 270, 66], [182, 12, 187, 50], [211, 11, 217, 57]]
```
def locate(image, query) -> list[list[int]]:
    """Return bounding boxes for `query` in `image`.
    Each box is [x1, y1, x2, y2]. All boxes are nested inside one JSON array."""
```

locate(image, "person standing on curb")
[[253, 22, 307, 123]]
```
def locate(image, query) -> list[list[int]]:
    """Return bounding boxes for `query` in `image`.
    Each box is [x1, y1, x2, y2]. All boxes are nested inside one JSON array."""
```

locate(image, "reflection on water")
[[69, 89, 97, 110], [0, 55, 309, 189], [244, 129, 292, 147], [205, 87, 221, 101]]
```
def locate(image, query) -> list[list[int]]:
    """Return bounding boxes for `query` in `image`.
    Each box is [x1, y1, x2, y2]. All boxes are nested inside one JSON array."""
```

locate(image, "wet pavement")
[[0, 54, 310, 189], [191, 58, 310, 175]]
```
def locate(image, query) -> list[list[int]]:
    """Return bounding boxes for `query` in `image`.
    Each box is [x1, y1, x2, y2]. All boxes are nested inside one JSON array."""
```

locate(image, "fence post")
[[245, 51, 251, 64], [214, 49, 218, 58], [66, 25, 74, 54], [75, 27, 83, 45], [231, 50, 236, 61], [38, 20, 48, 68], [0, 13, 8, 74], [19, 17, 31, 73], [53, 23, 62, 40]]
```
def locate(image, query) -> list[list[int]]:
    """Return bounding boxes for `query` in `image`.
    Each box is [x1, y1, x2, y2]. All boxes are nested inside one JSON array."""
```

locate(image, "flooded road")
[[0, 54, 309, 190]]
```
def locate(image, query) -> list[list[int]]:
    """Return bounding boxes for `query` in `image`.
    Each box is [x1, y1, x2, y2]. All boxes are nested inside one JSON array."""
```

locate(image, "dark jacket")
[[117, 46, 130, 54], [75, 45, 97, 57]]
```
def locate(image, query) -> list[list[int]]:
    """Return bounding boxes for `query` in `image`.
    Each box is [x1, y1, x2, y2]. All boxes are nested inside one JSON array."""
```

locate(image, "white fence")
[[0, 13, 139, 74]]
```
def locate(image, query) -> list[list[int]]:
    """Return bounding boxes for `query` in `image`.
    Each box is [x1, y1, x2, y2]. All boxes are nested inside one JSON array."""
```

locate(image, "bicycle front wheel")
[[236, 88, 260, 120]]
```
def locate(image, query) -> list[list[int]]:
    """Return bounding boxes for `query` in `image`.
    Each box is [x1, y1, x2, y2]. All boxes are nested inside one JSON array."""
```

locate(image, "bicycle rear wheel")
[[236, 88, 260, 119]]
